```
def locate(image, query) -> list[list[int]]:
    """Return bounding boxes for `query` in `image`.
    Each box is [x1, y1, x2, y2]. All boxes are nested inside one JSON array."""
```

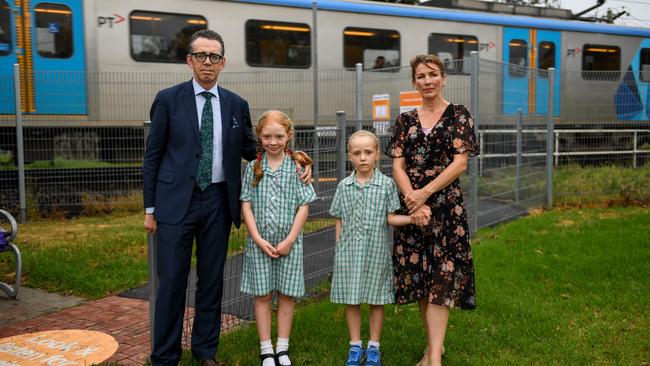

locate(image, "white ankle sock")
[[367, 340, 380, 349], [260, 340, 275, 366], [276, 337, 290, 366], [350, 340, 363, 348]]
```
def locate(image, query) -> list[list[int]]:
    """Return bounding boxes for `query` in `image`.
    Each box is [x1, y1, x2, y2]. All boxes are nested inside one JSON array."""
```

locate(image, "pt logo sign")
[[97, 13, 125, 28]]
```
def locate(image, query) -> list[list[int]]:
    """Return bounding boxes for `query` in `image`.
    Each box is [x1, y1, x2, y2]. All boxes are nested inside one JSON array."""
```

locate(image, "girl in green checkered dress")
[[240, 110, 317, 366], [329, 130, 417, 366]]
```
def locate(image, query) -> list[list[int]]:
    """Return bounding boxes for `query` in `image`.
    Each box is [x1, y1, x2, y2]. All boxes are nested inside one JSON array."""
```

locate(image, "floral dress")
[[386, 103, 478, 309]]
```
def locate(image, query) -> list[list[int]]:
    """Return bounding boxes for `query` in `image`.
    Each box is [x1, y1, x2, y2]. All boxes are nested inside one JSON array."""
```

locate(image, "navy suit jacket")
[[143, 80, 257, 227]]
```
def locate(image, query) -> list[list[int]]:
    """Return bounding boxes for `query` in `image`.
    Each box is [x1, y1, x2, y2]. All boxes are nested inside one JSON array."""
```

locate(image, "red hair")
[[252, 110, 313, 187]]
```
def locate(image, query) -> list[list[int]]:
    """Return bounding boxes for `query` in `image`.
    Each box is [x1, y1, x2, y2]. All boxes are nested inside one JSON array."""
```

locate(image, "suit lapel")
[[218, 86, 231, 149], [182, 80, 200, 143]]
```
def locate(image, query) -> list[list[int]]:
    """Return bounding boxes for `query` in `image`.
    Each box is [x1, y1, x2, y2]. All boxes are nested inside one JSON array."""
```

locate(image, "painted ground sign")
[[0, 329, 118, 366]]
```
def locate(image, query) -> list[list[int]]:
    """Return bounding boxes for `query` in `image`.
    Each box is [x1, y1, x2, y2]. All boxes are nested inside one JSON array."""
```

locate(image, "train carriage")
[[0, 0, 649, 123]]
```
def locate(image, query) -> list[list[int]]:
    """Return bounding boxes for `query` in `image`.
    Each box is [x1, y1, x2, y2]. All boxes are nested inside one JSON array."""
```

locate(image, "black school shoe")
[[275, 350, 292, 366]]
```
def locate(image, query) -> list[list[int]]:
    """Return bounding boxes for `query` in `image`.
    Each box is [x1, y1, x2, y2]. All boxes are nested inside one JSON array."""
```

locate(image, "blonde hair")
[[410, 54, 446, 82], [253, 110, 313, 187], [347, 130, 380, 153]]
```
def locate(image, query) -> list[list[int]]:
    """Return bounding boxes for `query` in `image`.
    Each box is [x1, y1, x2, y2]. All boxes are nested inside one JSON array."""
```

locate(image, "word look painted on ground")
[[0, 330, 117, 366]]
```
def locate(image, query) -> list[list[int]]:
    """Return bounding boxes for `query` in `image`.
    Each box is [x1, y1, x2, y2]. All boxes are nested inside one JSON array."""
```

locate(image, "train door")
[[29, 0, 86, 114], [8, 0, 86, 114], [0, 1, 17, 114], [503, 27, 529, 115], [534, 30, 560, 116]]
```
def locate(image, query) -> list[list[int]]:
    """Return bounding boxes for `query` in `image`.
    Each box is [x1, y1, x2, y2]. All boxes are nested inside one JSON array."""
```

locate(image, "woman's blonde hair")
[[347, 129, 380, 153], [410, 54, 446, 82], [253, 110, 313, 187]]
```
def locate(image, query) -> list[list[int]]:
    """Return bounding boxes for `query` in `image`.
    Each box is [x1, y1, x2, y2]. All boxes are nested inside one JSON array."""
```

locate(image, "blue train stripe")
[[617, 38, 650, 121], [235, 0, 650, 37]]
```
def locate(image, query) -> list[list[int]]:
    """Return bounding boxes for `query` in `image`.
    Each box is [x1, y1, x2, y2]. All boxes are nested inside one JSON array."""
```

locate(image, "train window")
[[537, 41, 555, 78], [508, 39, 528, 78], [130, 11, 207, 63], [428, 33, 478, 74], [0, 1, 11, 55], [34, 3, 73, 58], [582, 44, 620, 81], [245, 20, 311, 68], [640, 48, 650, 82], [343, 27, 400, 70]]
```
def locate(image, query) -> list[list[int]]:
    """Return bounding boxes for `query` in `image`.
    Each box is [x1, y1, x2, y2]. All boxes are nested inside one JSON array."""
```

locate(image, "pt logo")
[[97, 13, 125, 28], [567, 47, 581, 57], [479, 41, 496, 52]]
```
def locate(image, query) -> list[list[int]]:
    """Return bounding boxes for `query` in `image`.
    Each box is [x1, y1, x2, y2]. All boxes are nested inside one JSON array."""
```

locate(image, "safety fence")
[[1, 54, 649, 347]]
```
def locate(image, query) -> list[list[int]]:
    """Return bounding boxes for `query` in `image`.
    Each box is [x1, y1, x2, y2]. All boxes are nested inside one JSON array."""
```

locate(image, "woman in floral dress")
[[386, 54, 479, 366]]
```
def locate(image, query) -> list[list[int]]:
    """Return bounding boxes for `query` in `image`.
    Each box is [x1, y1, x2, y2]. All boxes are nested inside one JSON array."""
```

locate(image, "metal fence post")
[[144, 120, 157, 352], [554, 132, 559, 167], [478, 131, 484, 177], [13, 64, 26, 223], [469, 51, 480, 236], [311, 0, 320, 192], [355, 63, 363, 131], [337, 111, 347, 181], [633, 131, 637, 168], [515, 109, 523, 203], [546, 68, 555, 209]]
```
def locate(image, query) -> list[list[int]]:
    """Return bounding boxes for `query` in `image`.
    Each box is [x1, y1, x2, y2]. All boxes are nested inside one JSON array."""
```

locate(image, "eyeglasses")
[[191, 52, 223, 63]]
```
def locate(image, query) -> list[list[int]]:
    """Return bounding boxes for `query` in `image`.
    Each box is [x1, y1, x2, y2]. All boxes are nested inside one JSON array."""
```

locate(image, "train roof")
[[233, 0, 650, 37]]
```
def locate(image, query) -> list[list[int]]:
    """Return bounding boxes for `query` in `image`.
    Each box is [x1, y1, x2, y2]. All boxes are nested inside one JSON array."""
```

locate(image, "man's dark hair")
[[188, 30, 225, 55]]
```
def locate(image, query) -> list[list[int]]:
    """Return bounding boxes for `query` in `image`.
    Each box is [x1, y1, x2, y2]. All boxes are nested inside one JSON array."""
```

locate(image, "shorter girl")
[[240, 110, 318, 366], [329, 130, 419, 366]]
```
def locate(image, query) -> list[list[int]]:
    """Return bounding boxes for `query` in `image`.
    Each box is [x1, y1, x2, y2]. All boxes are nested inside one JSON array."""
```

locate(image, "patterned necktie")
[[196, 91, 214, 191]]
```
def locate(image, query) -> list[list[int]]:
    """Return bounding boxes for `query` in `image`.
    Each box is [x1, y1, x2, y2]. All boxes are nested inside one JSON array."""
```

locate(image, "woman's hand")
[[275, 239, 294, 256], [256, 239, 279, 258], [410, 205, 431, 227], [405, 188, 431, 214]]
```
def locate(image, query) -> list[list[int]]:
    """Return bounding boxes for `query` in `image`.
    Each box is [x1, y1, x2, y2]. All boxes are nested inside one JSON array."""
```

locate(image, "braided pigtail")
[[252, 140, 264, 187], [288, 148, 313, 169]]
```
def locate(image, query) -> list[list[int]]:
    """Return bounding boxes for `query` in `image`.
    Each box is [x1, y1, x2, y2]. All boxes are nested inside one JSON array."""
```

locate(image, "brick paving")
[[0, 296, 244, 366]]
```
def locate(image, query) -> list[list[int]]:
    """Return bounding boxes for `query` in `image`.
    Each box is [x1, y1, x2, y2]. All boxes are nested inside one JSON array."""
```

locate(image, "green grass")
[[208, 206, 650, 366], [0, 214, 333, 299], [554, 164, 650, 207], [465, 164, 650, 206]]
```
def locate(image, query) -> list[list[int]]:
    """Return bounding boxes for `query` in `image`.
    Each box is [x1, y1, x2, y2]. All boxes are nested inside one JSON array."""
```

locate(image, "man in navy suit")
[[142, 30, 257, 366]]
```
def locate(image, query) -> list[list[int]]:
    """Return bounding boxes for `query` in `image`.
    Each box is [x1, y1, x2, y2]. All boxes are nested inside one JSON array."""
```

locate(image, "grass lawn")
[[0, 165, 648, 365], [207, 206, 650, 366], [0, 213, 333, 299]]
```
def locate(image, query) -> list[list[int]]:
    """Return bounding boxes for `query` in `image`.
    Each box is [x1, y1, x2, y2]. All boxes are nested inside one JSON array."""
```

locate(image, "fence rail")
[[1, 56, 649, 349]]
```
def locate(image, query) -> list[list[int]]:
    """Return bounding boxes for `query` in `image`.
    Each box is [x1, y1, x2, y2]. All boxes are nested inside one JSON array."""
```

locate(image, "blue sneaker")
[[365, 345, 381, 366], [345, 345, 363, 366]]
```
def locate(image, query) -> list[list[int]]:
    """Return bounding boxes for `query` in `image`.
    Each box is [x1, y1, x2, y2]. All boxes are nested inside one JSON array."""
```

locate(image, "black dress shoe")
[[199, 359, 219, 366], [260, 353, 276, 366]]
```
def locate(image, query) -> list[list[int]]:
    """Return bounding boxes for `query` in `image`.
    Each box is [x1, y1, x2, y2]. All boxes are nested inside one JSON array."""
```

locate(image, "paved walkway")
[[0, 294, 242, 365], [0, 296, 153, 365]]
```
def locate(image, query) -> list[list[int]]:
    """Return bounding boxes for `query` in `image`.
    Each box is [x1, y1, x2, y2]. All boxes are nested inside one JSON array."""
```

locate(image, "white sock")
[[367, 340, 380, 349], [260, 340, 275, 366], [276, 337, 290, 366], [350, 340, 363, 348]]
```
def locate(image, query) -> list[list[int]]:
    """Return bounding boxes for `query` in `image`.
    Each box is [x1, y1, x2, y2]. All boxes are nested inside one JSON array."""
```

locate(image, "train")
[[1, 0, 649, 124]]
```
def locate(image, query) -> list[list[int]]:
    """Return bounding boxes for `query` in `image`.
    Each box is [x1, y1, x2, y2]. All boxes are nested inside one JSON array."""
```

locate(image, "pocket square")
[[232, 116, 240, 128]]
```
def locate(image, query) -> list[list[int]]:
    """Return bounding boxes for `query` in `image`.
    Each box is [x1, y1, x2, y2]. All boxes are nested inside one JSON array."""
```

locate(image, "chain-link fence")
[[2, 55, 649, 348]]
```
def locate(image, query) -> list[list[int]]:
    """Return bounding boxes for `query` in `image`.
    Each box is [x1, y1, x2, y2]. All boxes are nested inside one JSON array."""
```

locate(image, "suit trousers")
[[151, 182, 231, 366]]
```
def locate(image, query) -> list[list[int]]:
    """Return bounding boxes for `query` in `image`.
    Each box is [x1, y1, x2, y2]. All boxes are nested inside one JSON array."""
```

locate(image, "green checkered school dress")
[[329, 169, 401, 305], [240, 155, 317, 297]]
